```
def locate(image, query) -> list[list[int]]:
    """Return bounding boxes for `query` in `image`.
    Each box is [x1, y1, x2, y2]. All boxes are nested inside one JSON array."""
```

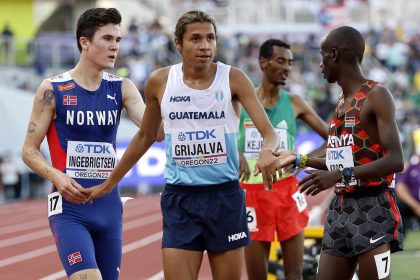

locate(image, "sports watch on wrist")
[[341, 167, 354, 186]]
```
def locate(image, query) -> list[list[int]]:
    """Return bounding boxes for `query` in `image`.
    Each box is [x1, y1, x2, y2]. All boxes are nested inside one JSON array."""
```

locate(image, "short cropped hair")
[[76, 8, 121, 52], [259, 39, 290, 59], [174, 10, 217, 45], [328, 26, 365, 63]]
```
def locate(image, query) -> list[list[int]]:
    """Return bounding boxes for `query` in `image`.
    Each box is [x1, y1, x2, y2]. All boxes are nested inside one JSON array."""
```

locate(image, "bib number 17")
[[48, 192, 63, 217]]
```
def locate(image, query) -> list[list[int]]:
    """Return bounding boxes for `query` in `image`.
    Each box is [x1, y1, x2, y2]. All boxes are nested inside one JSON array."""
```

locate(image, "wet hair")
[[327, 26, 365, 63], [259, 39, 290, 59], [174, 10, 217, 46], [76, 8, 121, 52]]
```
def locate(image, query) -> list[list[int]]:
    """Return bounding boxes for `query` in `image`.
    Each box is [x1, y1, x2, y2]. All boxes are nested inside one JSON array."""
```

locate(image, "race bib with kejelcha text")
[[66, 141, 116, 179], [244, 126, 288, 159], [171, 126, 227, 167], [326, 146, 357, 187]]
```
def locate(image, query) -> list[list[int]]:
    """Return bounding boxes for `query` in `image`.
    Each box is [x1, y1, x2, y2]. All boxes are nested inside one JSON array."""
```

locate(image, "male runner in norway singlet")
[[277, 26, 404, 280], [85, 10, 281, 280], [237, 39, 328, 280], [21, 8, 154, 280]]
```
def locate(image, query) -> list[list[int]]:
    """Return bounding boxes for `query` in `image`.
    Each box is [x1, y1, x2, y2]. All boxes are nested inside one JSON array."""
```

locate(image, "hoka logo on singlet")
[[327, 134, 354, 148], [169, 111, 225, 120], [66, 110, 119, 126], [170, 96, 191, 102]]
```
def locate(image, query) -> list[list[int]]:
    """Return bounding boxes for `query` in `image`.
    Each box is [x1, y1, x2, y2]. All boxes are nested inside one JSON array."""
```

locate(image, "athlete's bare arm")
[[22, 80, 88, 204], [122, 78, 164, 141], [86, 68, 168, 202], [230, 67, 280, 188], [122, 78, 145, 127], [298, 85, 404, 195], [238, 148, 251, 182], [353, 84, 404, 178], [274, 94, 329, 173], [292, 94, 328, 157], [292, 94, 329, 140]]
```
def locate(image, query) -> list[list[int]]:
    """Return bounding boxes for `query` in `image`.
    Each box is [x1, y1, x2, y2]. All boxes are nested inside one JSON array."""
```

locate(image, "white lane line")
[[0, 245, 56, 268], [0, 212, 161, 249], [0, 229, 51, 248], [37, 270, 66, 280], [0, 220, 47, 235], [0, 212, 161, 257], [39, 231, 163, 280], [0, 198, 159, 235], [122, 231, 162, 254], [148, 271, 164, 280], [123, 213, 162, 231]]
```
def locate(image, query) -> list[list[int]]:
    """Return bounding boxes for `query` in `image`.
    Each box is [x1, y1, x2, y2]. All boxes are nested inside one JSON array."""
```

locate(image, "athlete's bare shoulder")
[[35, 79, 55, 104], [148, 66, 171, 85], [228, 66, 254, 98], [366, 82, 395, 107], [144, 66, 171, 99]]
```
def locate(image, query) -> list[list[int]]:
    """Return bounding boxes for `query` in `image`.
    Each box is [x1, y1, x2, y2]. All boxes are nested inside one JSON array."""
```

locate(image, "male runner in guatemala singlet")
[[237, 39, 328, 280], [21, 8, 153, 280], [84, 10, 281, 280], [277, 26, 404, 280]]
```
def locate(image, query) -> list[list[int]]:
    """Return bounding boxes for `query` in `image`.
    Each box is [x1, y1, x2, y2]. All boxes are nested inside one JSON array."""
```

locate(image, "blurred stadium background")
[[0, 0, 419, 279]]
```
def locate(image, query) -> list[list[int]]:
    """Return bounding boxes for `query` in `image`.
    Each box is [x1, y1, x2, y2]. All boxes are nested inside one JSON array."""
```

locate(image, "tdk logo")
[[179, 129, 216, 141], [328, 150, 344, 160], [228, 232, 247, 242], [77, 144, 112, 154], [170, 96, 190, 102]]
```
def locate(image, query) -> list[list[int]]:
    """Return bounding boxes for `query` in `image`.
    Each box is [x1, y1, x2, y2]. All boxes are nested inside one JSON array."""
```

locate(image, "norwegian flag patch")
[[345, 117, 356, 127], [63, 95, 77, 106], [68, 251, 82, 266]]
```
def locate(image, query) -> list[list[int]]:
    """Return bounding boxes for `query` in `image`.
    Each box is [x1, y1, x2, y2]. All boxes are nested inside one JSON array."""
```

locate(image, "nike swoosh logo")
[[370, 235, 385, 244]]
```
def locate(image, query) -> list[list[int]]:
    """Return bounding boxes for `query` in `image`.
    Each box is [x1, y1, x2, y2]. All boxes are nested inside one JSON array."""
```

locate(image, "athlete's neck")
[[257, 79, 281, 109], [181, 62, 217, 90], [70, 63, 104, 92], [337, 64, 367, 99]]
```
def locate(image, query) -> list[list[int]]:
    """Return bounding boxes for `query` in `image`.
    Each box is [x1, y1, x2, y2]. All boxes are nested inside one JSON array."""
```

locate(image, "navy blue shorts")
[[48, 189, 122, 279], [161, 180, 251, 252]]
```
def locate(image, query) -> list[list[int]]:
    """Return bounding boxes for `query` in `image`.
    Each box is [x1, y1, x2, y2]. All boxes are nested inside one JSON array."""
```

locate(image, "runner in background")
[[237, 38, 328, 280]]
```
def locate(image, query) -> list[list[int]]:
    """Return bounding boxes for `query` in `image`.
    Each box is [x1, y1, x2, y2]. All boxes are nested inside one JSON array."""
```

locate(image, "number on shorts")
[[47, 192, 63, 217], [246, 207, 258, 232], [49, 196, 59, 212], [374, 250, 390, 279], [292, 190, 307, 212]]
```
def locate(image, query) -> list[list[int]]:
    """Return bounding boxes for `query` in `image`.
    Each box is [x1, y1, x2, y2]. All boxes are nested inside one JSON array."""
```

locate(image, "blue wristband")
[[295, 154, 301, 168]]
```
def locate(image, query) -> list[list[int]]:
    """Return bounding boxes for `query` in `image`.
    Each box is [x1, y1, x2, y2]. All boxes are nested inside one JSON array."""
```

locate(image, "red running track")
[[0, 191, 331, 280]]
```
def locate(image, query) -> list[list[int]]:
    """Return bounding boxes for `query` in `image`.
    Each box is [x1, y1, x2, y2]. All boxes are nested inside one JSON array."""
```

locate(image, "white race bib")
[[246, 207, 258, 232], [292, 190, 308, 212], [245, 126, 288, 159], [326, 146, 357, 187], [48, 192, 62, 217], [171, 126, 227, 167], [374, 250, 390, 279], [66, 141, 116, 179]]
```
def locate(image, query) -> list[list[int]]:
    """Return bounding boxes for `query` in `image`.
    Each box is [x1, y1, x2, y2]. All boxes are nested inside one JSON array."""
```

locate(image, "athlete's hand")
[[85, 182, 114, 203], [53, 172, 89, 204], [298, 169, 341, 196], [238, 151, 250, 182], [274, 150, 297, 170], [254, 148, 281, 191]]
